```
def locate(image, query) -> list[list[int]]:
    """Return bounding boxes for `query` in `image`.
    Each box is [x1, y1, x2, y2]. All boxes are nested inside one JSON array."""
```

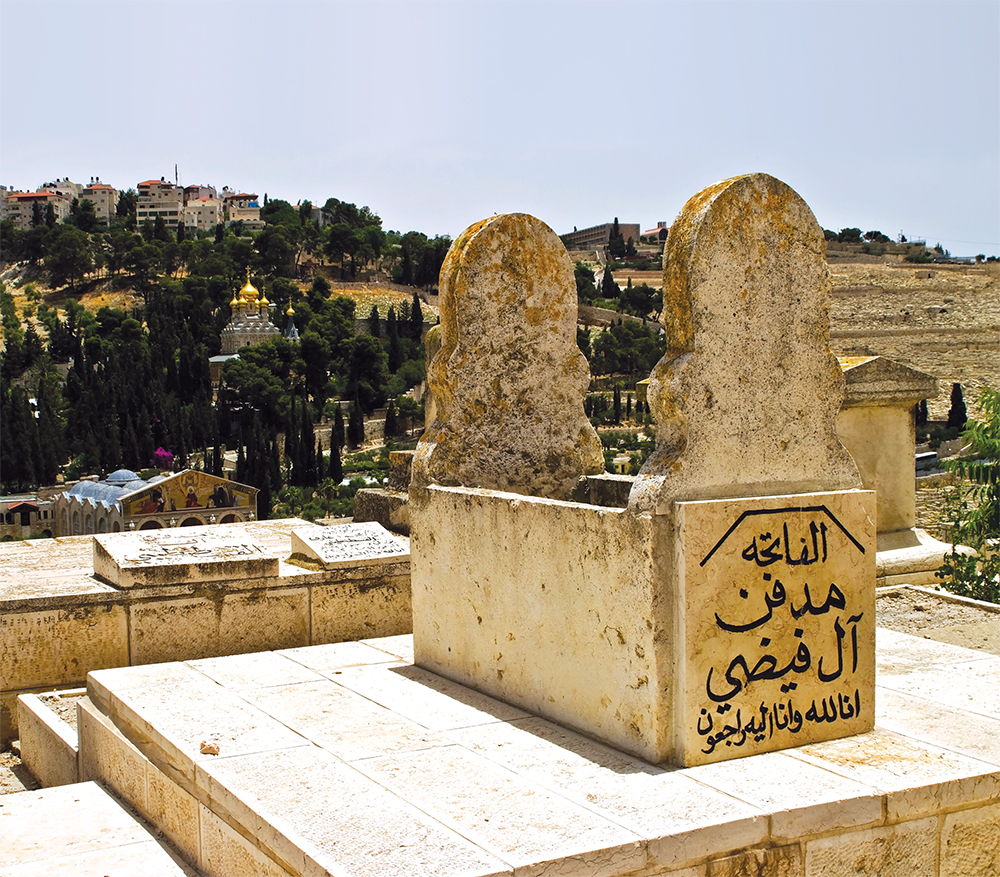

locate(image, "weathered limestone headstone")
[[410, 213, 604, 501], [629, 173, 860, 513], [290, 522, 408, 569], [630, 173, 875, 764], [94, 530, 279, 588]]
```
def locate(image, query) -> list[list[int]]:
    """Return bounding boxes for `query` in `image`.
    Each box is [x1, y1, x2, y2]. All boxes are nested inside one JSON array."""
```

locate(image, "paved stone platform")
[[78, 631, 1000, 876], [0, 780, 199, 876]]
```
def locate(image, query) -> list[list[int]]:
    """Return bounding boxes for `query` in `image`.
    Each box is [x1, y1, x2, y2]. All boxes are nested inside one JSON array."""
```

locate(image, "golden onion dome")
[[237, 268, 259, 303], [229, 293, 240, 307], [286, 304, 295, 316]]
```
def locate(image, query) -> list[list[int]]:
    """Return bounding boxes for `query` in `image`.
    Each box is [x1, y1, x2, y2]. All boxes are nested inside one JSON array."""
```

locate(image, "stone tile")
[[789, 726, 1000, 821], [2, 603, 127, 690], [277, 639, 400, 672], [328, 663, 529, 731], [877, 658, 1000, 720], [0, 840, 198, 876], [362, 632, 415, 662], [804, 818, 937, 877], [186, 651, 324, 690], [86, 661, 206, 713], [682, 749, 882, 840], [674, 492, 875, 766], [940, 802, 1000, 877], [201, 744, 511, 877], [103, 677, 311, 770], [241, 679, 446, 761], [129, 588, 309, 665], [198, 804, 291, 877], [357, 744, 647, 875], [875, 626, 996, 676], [876, 688, 1000, 765], [0, 781, 162, 866], [447, 716, 766, 860]]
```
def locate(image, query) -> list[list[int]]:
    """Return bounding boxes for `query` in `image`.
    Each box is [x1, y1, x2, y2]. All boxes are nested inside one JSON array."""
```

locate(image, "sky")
[[1, 0, 997, 257]]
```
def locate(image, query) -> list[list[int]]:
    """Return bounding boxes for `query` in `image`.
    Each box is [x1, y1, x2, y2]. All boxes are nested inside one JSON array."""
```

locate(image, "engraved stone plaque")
[[94, 530, 280, 589], [290, 522, 409, 569], [675, 490, 875, 765]]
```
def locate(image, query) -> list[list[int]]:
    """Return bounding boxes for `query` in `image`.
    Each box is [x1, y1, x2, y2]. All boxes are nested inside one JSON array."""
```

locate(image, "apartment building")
[[136, 178, 184, 227], [183, 197, 223, 231], [80, 178, 118, 225], [221, 187, 263, 229], [1, 189, 71, 230]]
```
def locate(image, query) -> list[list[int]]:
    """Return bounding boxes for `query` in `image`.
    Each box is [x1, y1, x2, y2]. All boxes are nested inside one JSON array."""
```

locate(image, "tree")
[[937, 387, 1000, 603], [607, 218, 626, 259], [947, 382, 967, 431], [575, 263, 597, 302], [837, 228, 863, 243], [600, 268, 619, 301], [45, 226, 93, 289], [116, 189, 137, 228], [348, 391, 364, 447], [409, 292, 423, 340], [384, 399, 398, 438], [368, 304, 381, 338]]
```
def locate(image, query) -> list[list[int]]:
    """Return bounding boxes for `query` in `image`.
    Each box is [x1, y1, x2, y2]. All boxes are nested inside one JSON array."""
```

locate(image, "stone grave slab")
[[289, 520, 408, 569], [94, 529, 279, 589], [675, 491, 875, 765]]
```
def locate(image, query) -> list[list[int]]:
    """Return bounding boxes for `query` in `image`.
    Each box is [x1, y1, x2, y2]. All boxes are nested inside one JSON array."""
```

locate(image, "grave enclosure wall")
[[1, 520, 411, 742]]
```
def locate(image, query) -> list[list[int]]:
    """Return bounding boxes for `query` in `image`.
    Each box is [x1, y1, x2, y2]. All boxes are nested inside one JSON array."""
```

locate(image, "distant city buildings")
[[562, 221, 642, 251]]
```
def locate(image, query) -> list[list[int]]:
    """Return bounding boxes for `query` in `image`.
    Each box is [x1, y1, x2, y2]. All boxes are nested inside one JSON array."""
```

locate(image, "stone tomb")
[[411, 176, 875, 766], [290, 521, 409, 568], [94, 529, 279, 588]]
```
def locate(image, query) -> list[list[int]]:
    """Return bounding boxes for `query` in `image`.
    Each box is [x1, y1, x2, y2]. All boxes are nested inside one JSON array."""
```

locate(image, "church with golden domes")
[[219, 271, 281, 355]]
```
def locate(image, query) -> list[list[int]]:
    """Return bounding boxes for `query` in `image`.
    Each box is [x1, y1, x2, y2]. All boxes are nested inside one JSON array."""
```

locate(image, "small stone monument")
[[94, 530, 279, 589], [411, 213, 604, 501], [410, 178, 875, 767]]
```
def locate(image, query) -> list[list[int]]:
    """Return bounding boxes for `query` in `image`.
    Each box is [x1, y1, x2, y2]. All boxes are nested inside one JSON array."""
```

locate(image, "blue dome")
[[106, 468, 141, 485]]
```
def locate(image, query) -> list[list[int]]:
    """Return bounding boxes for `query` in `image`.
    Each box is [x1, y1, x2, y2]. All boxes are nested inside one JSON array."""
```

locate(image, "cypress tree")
[[334, 405, 345, 449], [330, 427, 343, 483], [368, 304, 381, 338], [316, 436, 325, 482], [410, 292, 423, 340], [613, 387, 622, 424], [348, 391, 364, 447], [626, 393, 632, 420], [386, 306, 402, 372], [384, 400, 398, 438], [947, 383, 967, 431]]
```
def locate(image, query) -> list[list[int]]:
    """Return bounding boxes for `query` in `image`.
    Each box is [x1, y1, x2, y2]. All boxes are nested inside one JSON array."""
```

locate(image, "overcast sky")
[[2, 0, 997, 256]]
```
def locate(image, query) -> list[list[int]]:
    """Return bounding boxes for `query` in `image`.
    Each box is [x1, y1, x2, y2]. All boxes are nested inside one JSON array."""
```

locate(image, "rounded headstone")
[[412, 213, 604, 500]]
